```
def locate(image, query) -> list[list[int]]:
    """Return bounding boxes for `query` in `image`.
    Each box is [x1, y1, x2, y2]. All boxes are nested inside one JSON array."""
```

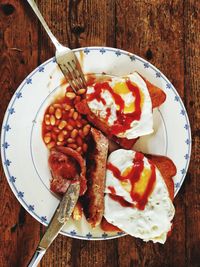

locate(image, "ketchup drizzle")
[[87, 80, 142, 135], [107, 152, 156, 210]]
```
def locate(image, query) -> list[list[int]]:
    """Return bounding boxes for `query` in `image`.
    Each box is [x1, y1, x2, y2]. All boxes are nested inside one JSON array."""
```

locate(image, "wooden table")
[[0, 1, 199, 266]]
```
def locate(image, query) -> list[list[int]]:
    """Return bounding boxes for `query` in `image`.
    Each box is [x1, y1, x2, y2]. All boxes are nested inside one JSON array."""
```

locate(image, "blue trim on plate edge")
[[1, 47, 191, 240]]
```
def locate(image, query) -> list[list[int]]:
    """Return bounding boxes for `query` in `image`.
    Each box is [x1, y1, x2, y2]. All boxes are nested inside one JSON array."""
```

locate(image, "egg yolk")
[[121, 166, 152, 196], [112, 81, 144, 114]]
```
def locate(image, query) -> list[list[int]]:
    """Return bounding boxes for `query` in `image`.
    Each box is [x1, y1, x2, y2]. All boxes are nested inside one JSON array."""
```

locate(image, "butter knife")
[[28, 181, 80, 267]]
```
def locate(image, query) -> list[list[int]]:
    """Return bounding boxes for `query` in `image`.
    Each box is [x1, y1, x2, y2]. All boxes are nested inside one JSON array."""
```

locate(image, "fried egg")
[[86, 72, 153, 139], [104, 149, 175, 244]]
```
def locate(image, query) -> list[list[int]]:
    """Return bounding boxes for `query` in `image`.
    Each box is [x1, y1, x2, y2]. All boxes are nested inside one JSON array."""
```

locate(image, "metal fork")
[[27, 0, 86, 92]]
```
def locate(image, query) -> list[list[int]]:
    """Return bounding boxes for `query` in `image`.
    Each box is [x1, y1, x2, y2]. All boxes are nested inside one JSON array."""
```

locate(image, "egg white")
[[86, 72, 153, 139], [104, 149, 175, 244]]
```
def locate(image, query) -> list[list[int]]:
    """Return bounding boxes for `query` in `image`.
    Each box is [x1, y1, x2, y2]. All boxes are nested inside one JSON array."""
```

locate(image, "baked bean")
[[67, 138, 74, 143], [58, 120, 67, 130], [71, 129, 78, 139], [63, 104, 71, 111], [76, 147, 82, 153], [45, 114, 50, 125], [58, 132, 64, 142], [47, 141, 55, 149], [50, 115, 56, 126], [77, 88, 86, 95], [57, 141, 64, 146], [83, 124, 90, 136], [69, 108, 75, 118], [55, 108, 62, 119], [76, 121, 82, 128], [66, 92, 76, 99], [49, 105, 55, 114], [73, 111, 78, 120], [44, 133, 51, 144], [66, 124, 73, 131], [62, 130, 68, 135]]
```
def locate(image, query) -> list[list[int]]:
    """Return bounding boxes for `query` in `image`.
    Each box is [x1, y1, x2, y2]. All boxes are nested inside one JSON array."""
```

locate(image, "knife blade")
[[28, 181, 80, 267]]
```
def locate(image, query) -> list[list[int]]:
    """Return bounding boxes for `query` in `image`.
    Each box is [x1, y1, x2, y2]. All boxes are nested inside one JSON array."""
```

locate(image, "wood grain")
[[0, 0, 199, 267], [0, 1, 40, 267]]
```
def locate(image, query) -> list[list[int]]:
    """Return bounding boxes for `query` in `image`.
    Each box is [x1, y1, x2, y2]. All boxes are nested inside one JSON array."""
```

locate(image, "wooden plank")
[[116, 1, 186, 266], [0, 0, 199, 266], [0, 1, 40, 267], [183, 1, 200, 267]]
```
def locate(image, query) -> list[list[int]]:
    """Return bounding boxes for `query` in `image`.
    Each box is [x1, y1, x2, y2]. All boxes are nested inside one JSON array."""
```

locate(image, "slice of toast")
[[145, 154, 177, 200], [75, 74, 166, 149]]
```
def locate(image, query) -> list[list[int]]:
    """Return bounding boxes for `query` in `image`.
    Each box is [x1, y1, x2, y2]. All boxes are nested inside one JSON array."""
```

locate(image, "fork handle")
[[28, 247, 46, 267], [27, 0, 66, 52]]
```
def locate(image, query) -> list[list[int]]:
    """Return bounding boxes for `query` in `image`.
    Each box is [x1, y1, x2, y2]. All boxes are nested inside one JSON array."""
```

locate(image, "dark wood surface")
[[0, 1, 199, 266]]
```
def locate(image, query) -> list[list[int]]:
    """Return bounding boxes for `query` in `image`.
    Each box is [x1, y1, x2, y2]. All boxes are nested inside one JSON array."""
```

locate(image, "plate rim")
[[1, 46, 192, 240]]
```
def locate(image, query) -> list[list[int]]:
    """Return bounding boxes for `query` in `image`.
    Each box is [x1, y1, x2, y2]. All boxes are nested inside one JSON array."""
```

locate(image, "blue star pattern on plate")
[[181, 109, 185, 115], [100, 48, 106, 54], [184, 124, 189, 130], [84, 48, 90, 54], [38, 66, 44, 72], [185, 139, 190, 145], [52, 57, 56, 63], [184, 154, 189, 160], [166, 83, 171, 89], [18, 191, 24, 198], [2, 142, 9, 149], [130, 55, 136, 61], [8, 108, 15, 114], [117, 231, 125, 236], [86, 232, 92, 239], [174, 96, 179, 101], [115, 50, 121, 56], [181, 169, 185, 175], [144, 62, 149, 68], [156, 72, 161, 78], [26, 78, 32, 84], [4, 159, 11, 166], [28, 205, 35, 211], [4, 124, 11, 131], [102, 232, 108, 239], [41, 216, 47, 223], [9, 176, 16, 183], [175, 182, 180, 190], [16, 92, 22, 98], [70, 230, 77, 236]]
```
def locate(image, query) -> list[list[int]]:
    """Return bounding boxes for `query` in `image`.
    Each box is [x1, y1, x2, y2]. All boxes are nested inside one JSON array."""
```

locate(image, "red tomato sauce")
[[86, 80, 142, 135], [107, 152, 156, 210]]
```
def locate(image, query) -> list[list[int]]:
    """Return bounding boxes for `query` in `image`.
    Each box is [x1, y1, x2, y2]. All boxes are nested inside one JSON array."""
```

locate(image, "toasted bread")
[[145, 154, 177, 200], [76, 74, 166, 149]]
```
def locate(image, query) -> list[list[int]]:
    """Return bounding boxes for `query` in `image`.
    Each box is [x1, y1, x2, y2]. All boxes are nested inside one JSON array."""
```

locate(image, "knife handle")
[[28, 247, 46, 267]]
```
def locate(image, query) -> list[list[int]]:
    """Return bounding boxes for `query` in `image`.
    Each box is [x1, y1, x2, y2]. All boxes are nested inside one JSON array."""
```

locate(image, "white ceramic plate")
[[1, 47, 191, 240]]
